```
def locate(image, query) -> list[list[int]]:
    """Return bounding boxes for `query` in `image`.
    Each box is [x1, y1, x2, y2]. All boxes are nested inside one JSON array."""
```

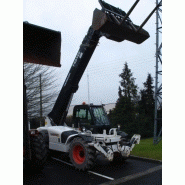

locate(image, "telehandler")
[[33, 0, 151, 170]]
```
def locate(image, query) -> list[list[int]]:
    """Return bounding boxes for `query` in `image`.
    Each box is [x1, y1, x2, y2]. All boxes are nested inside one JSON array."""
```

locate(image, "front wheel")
[[69, 137, 96, 171], [112, 152, 129, 164]]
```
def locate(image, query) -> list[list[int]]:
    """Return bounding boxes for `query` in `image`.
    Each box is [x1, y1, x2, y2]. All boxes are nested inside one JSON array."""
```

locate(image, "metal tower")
[[154, 0, 162, 144]]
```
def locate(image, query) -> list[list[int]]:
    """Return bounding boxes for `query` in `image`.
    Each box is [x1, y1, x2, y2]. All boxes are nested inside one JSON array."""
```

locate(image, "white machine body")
[[37, 117, 141, 161]]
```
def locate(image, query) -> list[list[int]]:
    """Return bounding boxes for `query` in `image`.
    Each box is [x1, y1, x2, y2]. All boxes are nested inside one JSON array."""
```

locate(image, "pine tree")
[[118, 86, 123, 101], [140, 73, 154, 116], [138, 73, 155, 138], [119, 62, 138, 101], [110, 62, 139, 136]]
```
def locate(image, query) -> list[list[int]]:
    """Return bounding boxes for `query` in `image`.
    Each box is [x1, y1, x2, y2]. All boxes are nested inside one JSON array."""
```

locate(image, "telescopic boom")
[[48, 0, 150, 125]]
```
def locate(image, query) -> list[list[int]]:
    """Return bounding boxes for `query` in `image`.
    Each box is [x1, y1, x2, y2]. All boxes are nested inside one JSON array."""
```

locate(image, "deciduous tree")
[[24, 63, 59, 120]]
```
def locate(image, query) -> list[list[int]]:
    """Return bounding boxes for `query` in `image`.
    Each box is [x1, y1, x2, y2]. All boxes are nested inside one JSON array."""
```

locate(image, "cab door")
[[73, 105, 93, 129]]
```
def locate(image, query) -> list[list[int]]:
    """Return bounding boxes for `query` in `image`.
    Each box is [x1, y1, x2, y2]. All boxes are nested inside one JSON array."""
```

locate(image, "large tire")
[[30, 131, 49, 169], [69, 137, 96, 171], [112, 152, 129, 164]]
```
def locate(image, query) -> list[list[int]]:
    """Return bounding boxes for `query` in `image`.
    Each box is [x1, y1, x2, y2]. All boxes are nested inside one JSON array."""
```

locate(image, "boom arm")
[[48, 27, 102, 125], [48, 0, 151, 126]]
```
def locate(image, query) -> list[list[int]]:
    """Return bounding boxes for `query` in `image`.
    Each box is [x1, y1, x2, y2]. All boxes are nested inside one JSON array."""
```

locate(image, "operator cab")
[[73, 104, 111, 134]]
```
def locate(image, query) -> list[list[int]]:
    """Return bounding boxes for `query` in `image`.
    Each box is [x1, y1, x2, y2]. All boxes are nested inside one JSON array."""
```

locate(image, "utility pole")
[[23, 68, 31, 160], [87, 72, 90, 104], [40, 74, 43, 126]]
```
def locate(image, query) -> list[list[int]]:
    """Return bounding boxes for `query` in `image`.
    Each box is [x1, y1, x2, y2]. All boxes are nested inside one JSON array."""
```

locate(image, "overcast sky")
[[23, 0, 162, 105]]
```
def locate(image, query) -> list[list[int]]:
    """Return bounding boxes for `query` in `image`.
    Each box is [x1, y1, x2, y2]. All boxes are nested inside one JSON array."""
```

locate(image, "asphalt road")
[[24, 154, 162, 185]]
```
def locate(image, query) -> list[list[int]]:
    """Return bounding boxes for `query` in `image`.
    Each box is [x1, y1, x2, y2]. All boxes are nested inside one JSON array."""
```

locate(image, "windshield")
[[91, 107, 110, 125]]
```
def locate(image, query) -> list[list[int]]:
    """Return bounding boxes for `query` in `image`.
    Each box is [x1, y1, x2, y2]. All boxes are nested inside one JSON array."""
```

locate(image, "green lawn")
[[131, 138, 162, 161]]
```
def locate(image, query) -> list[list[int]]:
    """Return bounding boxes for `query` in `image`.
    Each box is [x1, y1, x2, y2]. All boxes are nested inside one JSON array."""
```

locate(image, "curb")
[[130, 155, 162, 164]]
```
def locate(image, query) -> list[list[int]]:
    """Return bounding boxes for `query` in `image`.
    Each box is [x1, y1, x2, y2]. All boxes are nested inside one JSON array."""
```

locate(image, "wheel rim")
[[73, 145, 85, 164]]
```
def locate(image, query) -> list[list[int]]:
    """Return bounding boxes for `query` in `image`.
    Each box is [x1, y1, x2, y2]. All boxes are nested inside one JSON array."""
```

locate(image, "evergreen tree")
[[140, 73, 154, 116], [118, 86, 123, 102], [118, 62, 138, 101], [110, 62, 139, 136], [138, 73, 155, 138]]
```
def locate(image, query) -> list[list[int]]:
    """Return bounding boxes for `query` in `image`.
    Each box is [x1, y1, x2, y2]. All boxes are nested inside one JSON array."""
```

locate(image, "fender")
[[61, 130, 78, 143], [65, 133, 94, 145], [78, 134, 94, 143]]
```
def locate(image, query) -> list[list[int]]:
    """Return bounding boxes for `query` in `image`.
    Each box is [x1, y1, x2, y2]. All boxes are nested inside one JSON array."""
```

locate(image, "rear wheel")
[[69, 137, 96, 171], [30, 131, 49, 169]]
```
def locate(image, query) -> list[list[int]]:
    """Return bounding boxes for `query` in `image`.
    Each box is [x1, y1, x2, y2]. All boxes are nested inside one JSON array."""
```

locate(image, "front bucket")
[[92, 8, 150, 44], [23, 22, 61, 67]]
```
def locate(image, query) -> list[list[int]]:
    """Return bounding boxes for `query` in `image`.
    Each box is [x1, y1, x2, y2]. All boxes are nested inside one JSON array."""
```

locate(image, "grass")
[[131, 138, 162, 161]]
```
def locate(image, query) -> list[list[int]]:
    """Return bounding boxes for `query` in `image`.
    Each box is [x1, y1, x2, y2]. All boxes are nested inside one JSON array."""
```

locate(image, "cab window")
[[75, 108, 91, 122]]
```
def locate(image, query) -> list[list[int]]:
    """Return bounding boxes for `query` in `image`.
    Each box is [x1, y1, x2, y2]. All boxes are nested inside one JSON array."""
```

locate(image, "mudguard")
[[78, 134, 94, 143]]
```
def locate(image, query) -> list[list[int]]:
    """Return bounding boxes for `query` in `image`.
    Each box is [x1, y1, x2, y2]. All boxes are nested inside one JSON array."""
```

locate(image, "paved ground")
[[24, 153, 162, 185]]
